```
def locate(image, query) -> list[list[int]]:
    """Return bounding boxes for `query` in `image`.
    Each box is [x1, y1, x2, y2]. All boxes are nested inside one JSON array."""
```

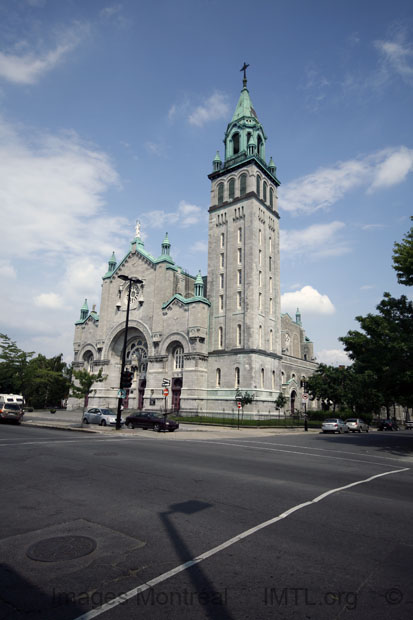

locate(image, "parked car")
[[405, 420, 413, 430], [346, 418, 369, 433], [0, 402, 24, 424], [125, 412, 179, 432], [82, 408, 124, 427], [378, 419, 399, 431], [321, 418, 349, 434]]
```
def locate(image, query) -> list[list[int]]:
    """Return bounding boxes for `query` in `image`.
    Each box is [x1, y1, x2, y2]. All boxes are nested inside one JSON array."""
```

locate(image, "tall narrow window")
[[269, 256, 272, 271], [216, 368, 221, 387], [270, 329, 273, 351], [259, 271, 262, 287], [238, 227, 242, 243], [272, 371, 275, 390], [220, 273, 224, 289], [257, 135, 263, 157], [218, 327, 223, 349], [232, 132, 240, 155], [261, 368, 265, 388], [259, 325, 262, 347], [263, 181, 267, 203], [218, 182, 224, 205], [237, 291, 242, 309], [237, 248, 242, 264], [259, 229, 262, 245], [269, 237, 272, 253], [270, 187, 274, 208], [256, 175, 261, 197], [228, 178, 235, 200], [220, 232, 225, 248], [259, 292, 262, 311], [237, 269, 242, 285], [219, 295, 224, 311], [259, 250, 262, 266], [270, 297, 273, 314], [236, 324, 242, 346], [269, 276, 273, 293], [240, 173, 247, 196], [220, 253, 225, 268], [174, 346, 184, 370], [235, 367, 240, 388]]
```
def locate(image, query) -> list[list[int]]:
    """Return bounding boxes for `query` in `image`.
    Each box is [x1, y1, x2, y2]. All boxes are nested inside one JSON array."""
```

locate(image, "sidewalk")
[[21, 409, 316, 439]]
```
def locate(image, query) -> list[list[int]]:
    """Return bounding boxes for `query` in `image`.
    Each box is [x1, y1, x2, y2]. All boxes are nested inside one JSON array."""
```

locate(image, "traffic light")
[[121, 370, 133, 388]]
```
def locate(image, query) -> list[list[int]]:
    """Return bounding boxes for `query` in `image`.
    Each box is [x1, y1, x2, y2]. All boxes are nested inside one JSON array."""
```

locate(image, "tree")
[[340, 294, 413, 411], [306, 364, 347, 412], [24, 354, 71, 409], [392, 216, 413, 286], [274, 393, 287, 412], [235, 388, 255, 421], [70, 368, 106, 408], [0, 333, 34, 396]]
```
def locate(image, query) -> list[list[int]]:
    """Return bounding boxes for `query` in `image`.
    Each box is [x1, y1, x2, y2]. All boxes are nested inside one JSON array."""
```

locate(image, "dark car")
[[378, 419, 399, 431], [125, 412, 179, 432], [0, 402, 24, 424]]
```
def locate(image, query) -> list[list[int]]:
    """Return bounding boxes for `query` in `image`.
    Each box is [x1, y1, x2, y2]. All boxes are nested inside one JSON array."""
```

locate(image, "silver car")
[[321, 418, 349, 434], [83, 407, 123, 427], [346, 418, 369, 433]]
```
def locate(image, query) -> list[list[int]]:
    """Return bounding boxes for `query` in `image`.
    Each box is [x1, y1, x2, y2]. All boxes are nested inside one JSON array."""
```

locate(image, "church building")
[[69, 71, 318, 415]]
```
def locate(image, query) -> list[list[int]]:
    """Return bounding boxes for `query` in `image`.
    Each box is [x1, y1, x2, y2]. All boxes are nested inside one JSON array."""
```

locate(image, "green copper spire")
[[80, 299, 88, 321], [194, 270, 204, 297], [213, 150, 222, 172], [161, 232, 171, 256], [296, 308, 302, 326]]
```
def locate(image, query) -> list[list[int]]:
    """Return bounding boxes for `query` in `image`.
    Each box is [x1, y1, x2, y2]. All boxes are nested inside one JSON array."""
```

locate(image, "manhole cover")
[[26, 536, 97, 562]]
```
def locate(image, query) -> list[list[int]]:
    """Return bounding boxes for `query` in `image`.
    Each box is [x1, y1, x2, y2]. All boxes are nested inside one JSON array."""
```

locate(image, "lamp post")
[[116, 275, 143, 430]]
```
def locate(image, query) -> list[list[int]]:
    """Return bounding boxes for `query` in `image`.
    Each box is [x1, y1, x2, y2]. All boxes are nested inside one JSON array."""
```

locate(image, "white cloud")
[[281, 286, 335, 315], [190, 240, 208, 253], [280, 221, 350, 258], [360, 284, 375, 290], [375, 37, 413, 85], [34, 292, 64, 309], [145, 141, 167, 157], [0, 24, 87, 85], [280, 147, 413, 214], [361, 223, 386, 231], [142, 200, 205, 229], [188, 92, 229, 127], [316, 349, 350, 366], [0, 260, 16, 279]]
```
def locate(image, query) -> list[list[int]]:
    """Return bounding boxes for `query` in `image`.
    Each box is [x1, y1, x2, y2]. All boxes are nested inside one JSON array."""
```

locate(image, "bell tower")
[[206, 66, 283, 411]]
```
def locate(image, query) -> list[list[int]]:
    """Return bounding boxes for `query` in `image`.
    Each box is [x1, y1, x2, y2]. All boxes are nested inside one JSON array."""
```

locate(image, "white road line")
[[73, 467, 409, 620]]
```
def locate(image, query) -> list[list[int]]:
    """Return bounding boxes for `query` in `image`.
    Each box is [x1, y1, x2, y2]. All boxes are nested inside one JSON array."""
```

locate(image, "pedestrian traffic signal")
[[121, 370, 133, 388]]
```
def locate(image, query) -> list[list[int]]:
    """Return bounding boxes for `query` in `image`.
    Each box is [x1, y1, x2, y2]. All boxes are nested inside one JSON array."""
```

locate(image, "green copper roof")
[[231, 86, 258, 122], [162, 293, 210, 310], [195, 271, 203, 285], [213, 151, 222, 162]]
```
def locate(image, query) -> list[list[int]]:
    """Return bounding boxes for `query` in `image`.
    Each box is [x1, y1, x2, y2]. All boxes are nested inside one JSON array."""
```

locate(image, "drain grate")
[[26, 536, 97, 562]]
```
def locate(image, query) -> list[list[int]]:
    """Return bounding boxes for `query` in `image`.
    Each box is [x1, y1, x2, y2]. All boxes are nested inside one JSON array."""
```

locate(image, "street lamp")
[[116, 275, 143, 430]]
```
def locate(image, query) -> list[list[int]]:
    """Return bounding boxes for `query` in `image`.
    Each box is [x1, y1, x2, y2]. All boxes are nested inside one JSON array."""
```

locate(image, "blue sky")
[[0, 0, 412, 365]]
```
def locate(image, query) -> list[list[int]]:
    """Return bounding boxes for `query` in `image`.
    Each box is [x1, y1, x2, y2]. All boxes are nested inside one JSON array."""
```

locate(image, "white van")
[[0, 394, 25, 407]]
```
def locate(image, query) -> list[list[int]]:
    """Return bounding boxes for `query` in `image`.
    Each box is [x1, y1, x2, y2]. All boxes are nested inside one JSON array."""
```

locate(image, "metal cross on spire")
[[240, 62, 249, 87]]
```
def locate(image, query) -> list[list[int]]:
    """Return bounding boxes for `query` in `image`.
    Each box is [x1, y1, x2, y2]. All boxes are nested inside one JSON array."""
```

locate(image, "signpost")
[[163, 387, 169, 415]]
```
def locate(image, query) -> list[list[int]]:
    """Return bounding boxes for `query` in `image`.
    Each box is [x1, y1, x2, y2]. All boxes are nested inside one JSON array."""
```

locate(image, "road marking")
[[73, 467, 409, 620]]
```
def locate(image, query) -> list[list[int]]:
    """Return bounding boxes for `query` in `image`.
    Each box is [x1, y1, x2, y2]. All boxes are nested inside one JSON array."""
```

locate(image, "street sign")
[[117, 389, 126, 398], [163, 388, 169, 397], [302, 393, 309, 400], [162, 378, 170, 387], [237, 402, 242, 409]]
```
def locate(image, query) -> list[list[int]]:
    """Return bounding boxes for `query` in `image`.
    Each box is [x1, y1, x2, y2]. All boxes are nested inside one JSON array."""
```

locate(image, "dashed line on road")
[[73, 467, 409, 620]]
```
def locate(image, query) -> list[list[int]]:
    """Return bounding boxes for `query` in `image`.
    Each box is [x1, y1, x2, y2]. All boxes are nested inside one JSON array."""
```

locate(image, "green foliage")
[[274, 393, 287, 410], [0, 333, 34, 395], [307, 364, 347, 412], [70, 368, 106, 407], [235, 388, 255, 408], [392, 216, 413, 286]]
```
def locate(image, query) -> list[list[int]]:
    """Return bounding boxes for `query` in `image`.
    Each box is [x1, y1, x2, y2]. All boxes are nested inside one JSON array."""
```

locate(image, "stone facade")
[[68, 77, 318, 415]]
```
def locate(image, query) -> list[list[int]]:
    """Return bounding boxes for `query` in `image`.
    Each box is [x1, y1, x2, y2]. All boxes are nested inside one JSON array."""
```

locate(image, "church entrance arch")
[[290, 390, 296, 414], [124, 334, 148, 407], [172, 378, 182, 412]]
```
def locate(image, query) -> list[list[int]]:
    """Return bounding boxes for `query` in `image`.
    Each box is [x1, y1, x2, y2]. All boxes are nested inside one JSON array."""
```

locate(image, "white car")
[[321, 418, 349, 434], [83, 407, 124, 427]]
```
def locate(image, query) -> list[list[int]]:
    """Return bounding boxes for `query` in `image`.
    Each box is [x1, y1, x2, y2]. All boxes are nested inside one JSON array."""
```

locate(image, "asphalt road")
[[1, 423, 412, 620]]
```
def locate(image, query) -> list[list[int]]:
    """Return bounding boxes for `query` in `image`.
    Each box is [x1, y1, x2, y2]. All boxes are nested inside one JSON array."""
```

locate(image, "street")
[[0, 423, 412, 620]]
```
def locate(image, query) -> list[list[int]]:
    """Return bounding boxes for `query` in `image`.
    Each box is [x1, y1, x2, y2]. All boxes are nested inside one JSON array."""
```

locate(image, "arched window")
[[174, 346, 184, 370], [228, 178, 235, 200], [256, 175, 261, 197], [232, 132, 240, 155], [236, 324, 242, 346], [216, 368, 221, 387], [217, 182, 224, 205], [270, 187, 274, 208], [240, 173, 247, 196], [257, 134, 263, 157], [235, 367, 240, 388], [83, 351, 94, 373], [263, 181, 267, 203], [218, 326, 223, 348], [126, 338, 148, 373]]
